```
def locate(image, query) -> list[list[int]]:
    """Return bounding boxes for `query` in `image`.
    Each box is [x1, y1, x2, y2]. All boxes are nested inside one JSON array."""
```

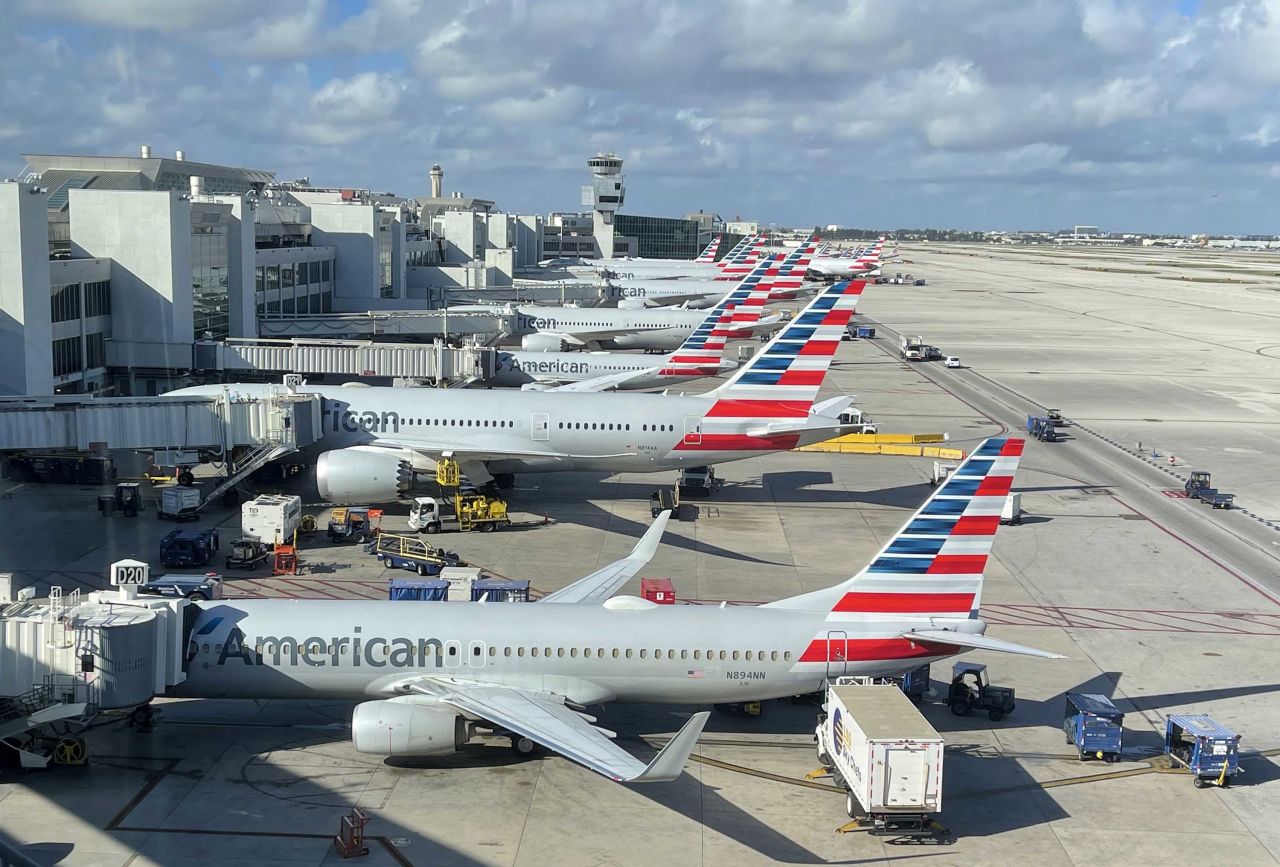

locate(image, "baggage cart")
[[1165, 715, 1241, 788], [1064, 693, 1124, 761]]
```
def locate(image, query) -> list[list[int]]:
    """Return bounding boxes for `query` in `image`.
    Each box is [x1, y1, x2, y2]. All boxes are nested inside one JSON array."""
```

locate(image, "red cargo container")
[[641, 578, 676, 605]]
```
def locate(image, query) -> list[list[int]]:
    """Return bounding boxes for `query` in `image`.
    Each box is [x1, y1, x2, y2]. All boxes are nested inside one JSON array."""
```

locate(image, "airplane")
[[488, 249, 791, 391], [165, 279, 866, 497], [589, 235, 767, 281], [514, 238, 816, 351], [173, 436, 1060, 783], [539, 233, 727, 270], [606, 238, 817, 309], [809, 237, 898, 277]]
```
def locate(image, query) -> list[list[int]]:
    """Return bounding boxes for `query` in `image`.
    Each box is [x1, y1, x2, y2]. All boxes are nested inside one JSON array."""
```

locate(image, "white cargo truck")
[[241, 494, 303, 545], [817, 681, 945, 836]]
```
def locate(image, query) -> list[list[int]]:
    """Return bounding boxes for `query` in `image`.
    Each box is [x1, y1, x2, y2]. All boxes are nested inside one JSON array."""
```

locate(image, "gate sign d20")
[[110, 559, 150, 586]]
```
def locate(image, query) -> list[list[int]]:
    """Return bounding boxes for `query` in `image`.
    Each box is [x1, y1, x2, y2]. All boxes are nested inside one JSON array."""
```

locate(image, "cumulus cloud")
[[3, 0, 1280, 232]]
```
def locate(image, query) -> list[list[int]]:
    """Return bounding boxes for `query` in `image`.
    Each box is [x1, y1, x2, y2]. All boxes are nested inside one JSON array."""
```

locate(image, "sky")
[[3, 0, 1279, 234]]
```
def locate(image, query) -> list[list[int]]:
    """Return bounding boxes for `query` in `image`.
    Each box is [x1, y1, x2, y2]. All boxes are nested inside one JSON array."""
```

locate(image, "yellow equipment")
[[430, 459, 511, 533]]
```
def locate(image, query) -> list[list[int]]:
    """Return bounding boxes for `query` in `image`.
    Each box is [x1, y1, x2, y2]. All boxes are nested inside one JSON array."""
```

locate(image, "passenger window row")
[[403, 418, 515, 428]]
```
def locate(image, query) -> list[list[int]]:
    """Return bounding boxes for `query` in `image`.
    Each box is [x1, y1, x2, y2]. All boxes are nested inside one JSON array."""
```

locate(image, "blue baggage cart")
[[1064, 693, 1124, 762], [471, 578, 531, 602], [388, 578, 449, 601], [1165, 714, 1241, 788], [899, 664, 930, 703]]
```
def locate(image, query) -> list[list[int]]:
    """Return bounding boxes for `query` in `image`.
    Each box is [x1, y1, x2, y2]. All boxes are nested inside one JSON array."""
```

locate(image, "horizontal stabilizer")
[[903, 629, 1066, 659]]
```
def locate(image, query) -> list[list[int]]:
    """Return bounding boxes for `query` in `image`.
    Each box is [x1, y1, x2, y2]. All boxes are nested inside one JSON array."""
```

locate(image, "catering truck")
[[816, 680, 945, 837]]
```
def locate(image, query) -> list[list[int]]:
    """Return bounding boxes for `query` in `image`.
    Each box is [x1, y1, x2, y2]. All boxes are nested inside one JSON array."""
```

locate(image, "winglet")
[[627, 711, 709, 783], [630, 509, 671, 562]]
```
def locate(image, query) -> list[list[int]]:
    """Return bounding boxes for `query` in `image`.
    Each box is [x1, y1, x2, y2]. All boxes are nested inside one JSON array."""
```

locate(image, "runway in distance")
[[175, 437, 1060, 783], [166, 278, 866, 498]]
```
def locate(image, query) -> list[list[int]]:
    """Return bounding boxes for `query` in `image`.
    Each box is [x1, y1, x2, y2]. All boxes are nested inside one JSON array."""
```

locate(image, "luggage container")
[[816, 680, 944, 836], [388, 578, 449, 601], [641, 578, 676, 604], [1000, 493, 1022, 525], [470, 578, 531, 603], [158, 487, 201, 522], [1165, 715, 1241, 788], [1064, 693, 1124, 761]]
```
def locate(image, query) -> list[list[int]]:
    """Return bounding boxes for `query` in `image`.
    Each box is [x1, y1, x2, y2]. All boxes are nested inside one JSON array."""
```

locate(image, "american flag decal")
[[686, 669, 705, 679]]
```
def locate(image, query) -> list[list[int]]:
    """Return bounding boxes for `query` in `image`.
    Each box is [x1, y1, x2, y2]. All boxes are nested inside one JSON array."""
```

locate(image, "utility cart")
[[371, 532, 462, 576], [1165, 715, 1241, 788], [947, 662, 1016, 721], [225, 537, 270, 571], [1064, 693, 1124, 762], [327, 507, 382, 543]]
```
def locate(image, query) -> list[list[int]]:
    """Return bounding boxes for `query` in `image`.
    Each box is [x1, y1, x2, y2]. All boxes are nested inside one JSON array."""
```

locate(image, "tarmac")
[[3, 243, 1280, 866]]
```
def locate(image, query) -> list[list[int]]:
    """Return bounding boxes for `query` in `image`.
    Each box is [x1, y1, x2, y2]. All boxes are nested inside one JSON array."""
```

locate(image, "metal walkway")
[[192, 337, 496, 385], [0, 381, 322, 455], [256, 308, 515, 341]]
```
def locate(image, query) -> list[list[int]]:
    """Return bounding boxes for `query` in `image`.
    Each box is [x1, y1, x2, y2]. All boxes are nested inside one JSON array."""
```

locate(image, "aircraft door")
[[825, 631, 847, 678], [683, 416, 702, 446], [468, 640, 487, 669], [531, 412, 550, 441], [444, 639, 462, 669]]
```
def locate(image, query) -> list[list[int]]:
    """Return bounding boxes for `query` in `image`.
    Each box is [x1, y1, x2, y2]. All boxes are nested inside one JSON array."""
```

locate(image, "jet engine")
[[316, 448, 412, 502], [352, 697, 470, 756], [520, 333, 569, 352], [617, 298, 650, 310], [519, 382, 554, 391]]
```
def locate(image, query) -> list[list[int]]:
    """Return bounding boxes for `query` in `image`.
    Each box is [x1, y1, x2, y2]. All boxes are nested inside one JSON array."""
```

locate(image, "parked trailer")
[[371, 532, 462, 576], [241, 494, 302, 546], [816, 681, 945, 837], [1165, 715, 1241, 788], [1064, 693, 1124, 762], [1196, 488, 1234, 509]]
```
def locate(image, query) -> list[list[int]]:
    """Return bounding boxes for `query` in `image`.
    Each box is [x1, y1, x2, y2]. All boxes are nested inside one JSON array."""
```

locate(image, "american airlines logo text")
[[503, 357, 589, 375], [518, 314, 559, 331], [322, 399, 401, 434], [210, 625, 443, 669]]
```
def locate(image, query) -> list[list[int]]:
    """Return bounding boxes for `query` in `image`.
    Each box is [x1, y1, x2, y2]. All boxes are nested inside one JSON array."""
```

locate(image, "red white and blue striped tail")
[[765, 437, 1024, 616], [659, 254, 778, 377], [705, 279, 863, 408], [716, 235, 767, 279], [694, 235, 722, 263]]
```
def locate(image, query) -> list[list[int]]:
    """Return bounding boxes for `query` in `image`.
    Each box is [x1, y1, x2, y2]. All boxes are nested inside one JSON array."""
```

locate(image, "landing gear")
[[511, 736, 537, 757], [129, 703, 156, 731], [177, 469, 195, 487], [492, 473, 516, 490]]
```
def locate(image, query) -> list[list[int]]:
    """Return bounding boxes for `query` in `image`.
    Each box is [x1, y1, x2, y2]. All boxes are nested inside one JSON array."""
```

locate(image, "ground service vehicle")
[[837, 407, 877, 433], [242, 495, 302, 545], [1064, 693, 1124, 762], [947, 662, 1016, 721], [944, 356, 961, 368], [930, 461, 958, 487], [899, 335, 925, 361], [371, 533, 462, 576], [677, 466, 721, 497], [328, 507, 381, 543], [159, 528, 220, 569], [408, 495, 510, 533], [157, 487, 201, 522], [225, 537, 269, 570], [99, 482, 144, 517], [816, 680, 944, 836], [1184, 471, 1234, 508], [1027, 415, 1058, 442], [650, 486, 679, 518], [1165, 715, 1241, 788], [140, 573, 223, 601]]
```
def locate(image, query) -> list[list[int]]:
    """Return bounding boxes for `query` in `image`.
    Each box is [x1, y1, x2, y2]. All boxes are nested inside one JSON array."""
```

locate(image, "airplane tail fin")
[[694, 235, 722, 263], [706, 279, 863, 408], [661, 254, 781, 376], [764, 437, 1024, 615]]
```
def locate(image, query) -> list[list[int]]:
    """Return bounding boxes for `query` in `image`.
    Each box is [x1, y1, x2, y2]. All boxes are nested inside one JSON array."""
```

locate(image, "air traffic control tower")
[[582, 153, 625, 258]]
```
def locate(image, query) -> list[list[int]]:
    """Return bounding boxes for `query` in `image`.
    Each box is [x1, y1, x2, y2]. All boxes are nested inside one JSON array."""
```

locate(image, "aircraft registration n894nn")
[[175, 437, 1061, 783], [167, 279, 867, 498]]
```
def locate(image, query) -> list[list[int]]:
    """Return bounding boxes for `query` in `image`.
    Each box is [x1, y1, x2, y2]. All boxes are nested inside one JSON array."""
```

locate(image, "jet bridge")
[[193, 337, 497, 385], [0, 576, 192, 768], [0, 378, 321, 508]]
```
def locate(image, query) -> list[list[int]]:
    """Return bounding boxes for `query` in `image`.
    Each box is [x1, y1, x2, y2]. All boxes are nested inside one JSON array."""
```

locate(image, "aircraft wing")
[[547, 327, 651, 348], [546, 367, 660, 393], [540, 511, 671, 604], [902, 630, 1066, 659], [409, 679, 708, 782]]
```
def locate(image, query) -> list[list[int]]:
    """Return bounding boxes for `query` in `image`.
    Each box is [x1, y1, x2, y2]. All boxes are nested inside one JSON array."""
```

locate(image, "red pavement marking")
[[312, 579, 382, 600], [277, 578, 340, 599], [1162, 490, 1190, 498]]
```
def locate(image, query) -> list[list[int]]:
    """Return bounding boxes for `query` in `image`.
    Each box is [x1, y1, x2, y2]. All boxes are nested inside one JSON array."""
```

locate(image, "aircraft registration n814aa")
[[167, 278, 868, 499], [175, 437, 1061, 783]]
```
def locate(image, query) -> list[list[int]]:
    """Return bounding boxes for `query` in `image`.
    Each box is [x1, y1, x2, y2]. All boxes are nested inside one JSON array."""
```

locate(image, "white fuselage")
[[174, 599, 953, 704], [608, 278, 729, 309], [515, 305, 715, 350], [166, 382, 838, 474], [489, 350, 733, 390]]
